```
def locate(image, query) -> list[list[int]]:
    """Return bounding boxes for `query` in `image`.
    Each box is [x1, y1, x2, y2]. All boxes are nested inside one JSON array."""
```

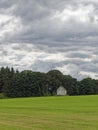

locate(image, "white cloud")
[[0, 14, 22, 41], [53, 4, 94, 23], [80, 71, 98, 79]]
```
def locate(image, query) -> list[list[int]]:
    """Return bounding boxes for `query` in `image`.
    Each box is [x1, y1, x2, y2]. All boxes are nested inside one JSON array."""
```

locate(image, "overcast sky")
[[0, 0, 98, 80]]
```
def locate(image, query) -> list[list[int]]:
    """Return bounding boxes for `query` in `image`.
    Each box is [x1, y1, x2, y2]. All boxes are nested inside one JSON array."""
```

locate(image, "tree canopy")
[[0, 67, 98, 98]]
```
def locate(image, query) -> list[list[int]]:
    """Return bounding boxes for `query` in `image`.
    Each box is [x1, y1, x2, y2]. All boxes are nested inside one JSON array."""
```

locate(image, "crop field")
[[0, 95, 98, 130]]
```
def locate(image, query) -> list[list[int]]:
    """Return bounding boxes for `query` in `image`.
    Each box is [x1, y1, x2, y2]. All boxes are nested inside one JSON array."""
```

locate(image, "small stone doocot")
[[57, 86, 67, 96]]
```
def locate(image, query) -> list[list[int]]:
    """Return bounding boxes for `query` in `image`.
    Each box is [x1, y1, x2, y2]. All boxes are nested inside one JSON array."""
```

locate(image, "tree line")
[[0, 66, 98, 98]]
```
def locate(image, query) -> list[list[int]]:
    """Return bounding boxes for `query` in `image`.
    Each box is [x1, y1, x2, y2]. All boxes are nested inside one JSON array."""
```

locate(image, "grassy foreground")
[[0, 95, 98, 130]]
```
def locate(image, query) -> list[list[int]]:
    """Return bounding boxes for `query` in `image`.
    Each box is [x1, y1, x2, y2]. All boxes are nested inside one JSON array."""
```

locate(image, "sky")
[[0, 0, 98, 80]]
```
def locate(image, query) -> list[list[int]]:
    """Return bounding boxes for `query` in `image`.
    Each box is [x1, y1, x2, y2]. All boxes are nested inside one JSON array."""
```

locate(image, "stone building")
[[57, 86, 67, 96]]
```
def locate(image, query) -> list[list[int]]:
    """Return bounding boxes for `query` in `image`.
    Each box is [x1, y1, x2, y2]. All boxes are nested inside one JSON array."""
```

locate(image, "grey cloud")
[[66, 52, 91, 59], [0, 43, 98, 80], [80, 63, 98, 73], [0, 0, 14, 9], [0, 1, 94, 43], [0, 1, 98, 79], [1, 0, 98, 45]]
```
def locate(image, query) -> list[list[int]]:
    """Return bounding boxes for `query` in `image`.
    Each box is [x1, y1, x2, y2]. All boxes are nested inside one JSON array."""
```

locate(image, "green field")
[[0, 95, 98, 130]]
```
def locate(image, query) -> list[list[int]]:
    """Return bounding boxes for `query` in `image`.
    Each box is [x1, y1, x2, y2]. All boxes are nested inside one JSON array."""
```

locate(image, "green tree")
[[79, 78, 95, 95], [61, 75, 79, 95], [47, 70, 63, 95]]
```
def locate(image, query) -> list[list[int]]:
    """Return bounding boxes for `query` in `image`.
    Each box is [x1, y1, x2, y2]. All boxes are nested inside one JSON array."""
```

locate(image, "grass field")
[[0, 95, 98, 130]]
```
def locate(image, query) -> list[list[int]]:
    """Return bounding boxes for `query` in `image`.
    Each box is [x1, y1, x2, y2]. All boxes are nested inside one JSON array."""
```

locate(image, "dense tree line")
[[0, 67, 98, 98]]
